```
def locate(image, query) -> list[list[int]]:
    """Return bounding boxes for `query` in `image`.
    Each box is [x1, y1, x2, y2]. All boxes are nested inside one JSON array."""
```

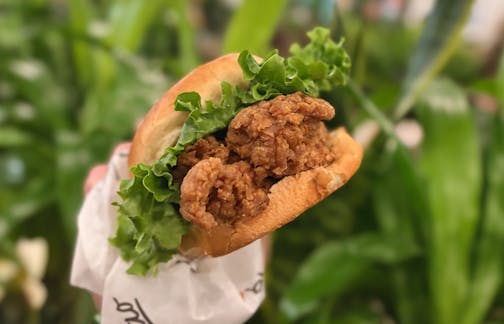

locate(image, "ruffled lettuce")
[[238, 27, 350, 103], [110, 27, 351, 276]]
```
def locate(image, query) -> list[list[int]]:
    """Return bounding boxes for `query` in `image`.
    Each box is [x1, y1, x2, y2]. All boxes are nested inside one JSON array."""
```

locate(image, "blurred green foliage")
[[1, 0, 503, 323]]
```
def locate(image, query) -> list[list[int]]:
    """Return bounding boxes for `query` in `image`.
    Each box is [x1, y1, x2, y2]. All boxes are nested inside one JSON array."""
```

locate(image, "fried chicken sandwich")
[[110, 28, 363, 275]]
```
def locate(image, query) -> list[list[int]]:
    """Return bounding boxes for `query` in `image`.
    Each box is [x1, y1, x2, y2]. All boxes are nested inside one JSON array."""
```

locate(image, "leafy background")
[[1, 0, 503, 323]]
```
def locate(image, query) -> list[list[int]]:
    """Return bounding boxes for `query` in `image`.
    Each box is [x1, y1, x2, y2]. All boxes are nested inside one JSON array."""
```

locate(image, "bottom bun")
[[179, 127, 363, 257]]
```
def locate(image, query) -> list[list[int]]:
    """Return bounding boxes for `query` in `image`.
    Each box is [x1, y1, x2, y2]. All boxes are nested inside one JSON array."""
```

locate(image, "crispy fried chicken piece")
[[173, 136, 229, 183], [206, 160, 269, 222], [179, 92, 337, 228], [226, 92, 335, 180], [179, 158, 221, 229], [180, 158, 269, 229]]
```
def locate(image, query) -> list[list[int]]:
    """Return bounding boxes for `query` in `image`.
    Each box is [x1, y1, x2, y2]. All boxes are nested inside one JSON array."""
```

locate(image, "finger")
[[83, 164, 108, 195]]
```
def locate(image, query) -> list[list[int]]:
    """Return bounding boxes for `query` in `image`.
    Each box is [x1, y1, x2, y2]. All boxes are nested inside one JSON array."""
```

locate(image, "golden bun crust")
[[128, 53, 363, 258]]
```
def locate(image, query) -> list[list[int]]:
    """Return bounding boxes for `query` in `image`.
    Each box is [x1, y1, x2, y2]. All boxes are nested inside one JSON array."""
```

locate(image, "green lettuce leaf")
[[237, 27, 350, 103], [110, 164, 186, 275], [110, 27, 351, 276]]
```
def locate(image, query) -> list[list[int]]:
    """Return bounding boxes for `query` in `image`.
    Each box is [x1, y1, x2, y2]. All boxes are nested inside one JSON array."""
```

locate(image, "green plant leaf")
[[170, 0, 199, 75], [7, 60, 69, 130], [107, 0, 165, 52], [462, 111, 504, 324], [55, 131, 94, 241], [280, 233, 420, 320], [469, 79, 498, 97], [0, 126, 35, 147], [417, 79, 481, 324], [373, 145, 430, 324], [332, 307, 382, 324], [79, 55, 168, 136], [497, 50, 504, 108], [68, 0, 95, 87], [93, 0, 169, 92], [0, 176, 54, 239], [223, 0, 287, 56], [395, 0, 475, 119], [347, 80, 397, 140]]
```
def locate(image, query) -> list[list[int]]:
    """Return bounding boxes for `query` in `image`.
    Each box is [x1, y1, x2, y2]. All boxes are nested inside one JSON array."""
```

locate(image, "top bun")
[[129, 54, 248, 167], [128, 53, 363, 257]]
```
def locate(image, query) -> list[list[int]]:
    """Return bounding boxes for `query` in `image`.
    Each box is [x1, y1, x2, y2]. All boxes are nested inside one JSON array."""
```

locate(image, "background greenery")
[[1, 0, 503, 323]]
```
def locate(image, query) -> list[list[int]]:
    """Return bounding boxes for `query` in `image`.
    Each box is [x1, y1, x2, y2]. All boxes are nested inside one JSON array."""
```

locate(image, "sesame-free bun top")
[[129, 54, 248, 167], [128, 53, 363, 257]]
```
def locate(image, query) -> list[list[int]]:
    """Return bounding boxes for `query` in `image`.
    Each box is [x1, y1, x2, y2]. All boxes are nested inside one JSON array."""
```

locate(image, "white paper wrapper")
[[71, 147, 265, 324]]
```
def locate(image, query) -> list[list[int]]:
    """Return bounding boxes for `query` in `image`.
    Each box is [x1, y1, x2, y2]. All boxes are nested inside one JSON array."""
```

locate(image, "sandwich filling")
[[177, 92, 336, 229]]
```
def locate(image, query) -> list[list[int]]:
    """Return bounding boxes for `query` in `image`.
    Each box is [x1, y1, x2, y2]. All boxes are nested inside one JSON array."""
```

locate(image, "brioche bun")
[[129, 53, 363, 257]]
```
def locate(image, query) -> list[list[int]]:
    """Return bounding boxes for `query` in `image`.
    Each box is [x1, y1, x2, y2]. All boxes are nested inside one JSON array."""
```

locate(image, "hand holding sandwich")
[[72, 26, 362, 323]]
